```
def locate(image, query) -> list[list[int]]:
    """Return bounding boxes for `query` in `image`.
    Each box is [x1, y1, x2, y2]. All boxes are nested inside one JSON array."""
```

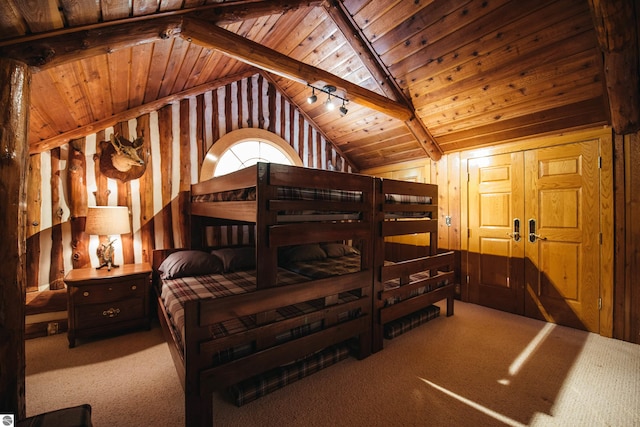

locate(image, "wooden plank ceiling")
[[0, 0, 632, 171]]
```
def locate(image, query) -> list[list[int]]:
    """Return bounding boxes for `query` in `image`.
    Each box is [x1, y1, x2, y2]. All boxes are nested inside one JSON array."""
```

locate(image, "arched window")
[[200, 128, 303, 181]]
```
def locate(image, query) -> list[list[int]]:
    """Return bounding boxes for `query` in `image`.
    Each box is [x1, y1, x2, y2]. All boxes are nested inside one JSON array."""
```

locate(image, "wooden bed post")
[[0, 58, 30, 420], [372, 177, 385, 354], [183, 300, 213, 427], [255, 163, 278, 289]]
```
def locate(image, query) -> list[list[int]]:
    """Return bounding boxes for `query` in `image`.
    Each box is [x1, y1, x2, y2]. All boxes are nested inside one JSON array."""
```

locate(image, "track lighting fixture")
[[307, 84, 348, 115]]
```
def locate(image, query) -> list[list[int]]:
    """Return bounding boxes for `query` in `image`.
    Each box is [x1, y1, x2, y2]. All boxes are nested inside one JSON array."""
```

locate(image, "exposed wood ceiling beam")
[[0, 0, 318, 69], [0, 16, 184, 70], [322, 0, 442, 160], [182, 16, 414, 122], [587, 0, 640, 134], [0, 0, 316, 48], [198, 0, 323, 24]]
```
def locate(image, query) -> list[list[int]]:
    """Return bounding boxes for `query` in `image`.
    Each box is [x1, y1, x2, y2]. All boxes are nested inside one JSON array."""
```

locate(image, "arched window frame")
[[200, 128, 303, 181]]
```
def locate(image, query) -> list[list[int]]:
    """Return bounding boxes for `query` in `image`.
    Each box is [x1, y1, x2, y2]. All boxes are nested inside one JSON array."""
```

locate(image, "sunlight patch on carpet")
[[420, 377, 527, 427], [498, 322, 556, 386]]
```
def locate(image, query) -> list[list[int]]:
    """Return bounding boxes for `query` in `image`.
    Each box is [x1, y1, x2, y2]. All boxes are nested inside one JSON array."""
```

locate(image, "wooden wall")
[[616, 132, 640, 343], [25, 73, 351, 292]]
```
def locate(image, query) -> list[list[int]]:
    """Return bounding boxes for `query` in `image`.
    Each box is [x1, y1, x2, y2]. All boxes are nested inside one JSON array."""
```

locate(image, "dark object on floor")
[[384, 305, 440, 339], [228, 343, 351, 406], [17, 404, 92, 427]]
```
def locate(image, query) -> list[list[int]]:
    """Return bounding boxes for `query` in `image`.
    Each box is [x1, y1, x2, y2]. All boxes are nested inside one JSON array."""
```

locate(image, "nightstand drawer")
[[71, 278, 146, 305], [65, 263, 151, 347], [75, 298, 145, 329]]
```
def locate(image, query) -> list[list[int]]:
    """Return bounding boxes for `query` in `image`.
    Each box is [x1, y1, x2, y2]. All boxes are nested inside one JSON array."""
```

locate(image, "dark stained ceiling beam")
[[322, 0, 442, 161], [588, 0, 640, 134], [182, 16, 414, 122], [198, 0, 323, 24]]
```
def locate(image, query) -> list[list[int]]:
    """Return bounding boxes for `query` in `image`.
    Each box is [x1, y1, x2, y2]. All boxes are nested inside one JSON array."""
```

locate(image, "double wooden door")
[[467, 140, 600, 332]]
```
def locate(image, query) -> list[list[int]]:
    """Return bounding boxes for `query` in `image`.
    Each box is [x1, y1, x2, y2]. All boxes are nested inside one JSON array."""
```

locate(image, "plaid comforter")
[[384, 193, 433, 219], [282, 253, 362, 279], [192, 186, 362, 203], [161, 268, 311, 351], [161, 268, 361, 357]]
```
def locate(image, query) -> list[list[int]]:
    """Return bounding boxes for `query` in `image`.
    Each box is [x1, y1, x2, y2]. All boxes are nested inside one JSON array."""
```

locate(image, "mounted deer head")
[[109, 133, 144, 173]]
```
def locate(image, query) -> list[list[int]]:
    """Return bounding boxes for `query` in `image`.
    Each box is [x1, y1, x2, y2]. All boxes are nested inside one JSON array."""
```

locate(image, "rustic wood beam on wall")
[[0, 57, 29, 421], [68, 139, 90, 269], [588, 0, 640, 134], [182, 17, 414, 123]]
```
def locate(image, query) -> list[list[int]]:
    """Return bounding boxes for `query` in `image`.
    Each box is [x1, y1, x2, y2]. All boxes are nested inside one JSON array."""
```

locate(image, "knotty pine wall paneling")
[[25, 73, 350, 292]]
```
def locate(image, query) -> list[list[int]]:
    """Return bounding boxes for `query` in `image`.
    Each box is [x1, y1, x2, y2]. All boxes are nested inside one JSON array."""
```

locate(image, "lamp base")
[[96, 239, 119, 271], [96, 261, 119, 271]]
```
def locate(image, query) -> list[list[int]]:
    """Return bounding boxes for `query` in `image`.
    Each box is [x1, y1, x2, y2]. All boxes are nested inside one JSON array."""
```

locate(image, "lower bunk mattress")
[[160, 267, 362, 356], [381, 266, 450, 307]]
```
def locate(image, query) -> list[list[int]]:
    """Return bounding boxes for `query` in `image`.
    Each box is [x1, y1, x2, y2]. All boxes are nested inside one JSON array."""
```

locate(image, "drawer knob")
[[83, 291, 89, 297], [102, 308, 121, 318], [131, 285, 137, 290]]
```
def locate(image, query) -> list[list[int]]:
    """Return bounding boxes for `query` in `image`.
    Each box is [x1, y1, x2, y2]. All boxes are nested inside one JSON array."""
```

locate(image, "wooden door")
[[467, 140, 601, 332], [467, 152, 525, 314], [523, 141, 600, 332]]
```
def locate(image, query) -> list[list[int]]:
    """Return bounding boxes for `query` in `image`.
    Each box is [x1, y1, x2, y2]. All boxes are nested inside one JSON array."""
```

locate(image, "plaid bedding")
[[384, 193, 433, 219], [160, 268, 362, 359], [385, 193, 432, 204], [382, 269, 449, 306], [228, 342, 351, 406], [282, 253, 362, 279], [384, 305, 440, 339], [192, 186, 362, 203], [192, 186, 364, 221], [160, 268, 311, 352]]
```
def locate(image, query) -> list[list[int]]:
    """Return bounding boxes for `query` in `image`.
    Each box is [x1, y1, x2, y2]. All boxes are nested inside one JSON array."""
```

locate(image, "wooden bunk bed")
[[372, 178, 456, 353], [152, 163, 375, 427]]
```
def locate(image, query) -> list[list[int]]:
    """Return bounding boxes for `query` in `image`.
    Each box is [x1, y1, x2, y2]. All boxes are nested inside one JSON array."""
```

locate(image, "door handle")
[[528, 218, 546, 243], [507, 218, 521, 241]]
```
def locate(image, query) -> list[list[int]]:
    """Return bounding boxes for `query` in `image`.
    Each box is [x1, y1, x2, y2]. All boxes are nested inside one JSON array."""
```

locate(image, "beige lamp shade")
[[85, 206, 131, 236]]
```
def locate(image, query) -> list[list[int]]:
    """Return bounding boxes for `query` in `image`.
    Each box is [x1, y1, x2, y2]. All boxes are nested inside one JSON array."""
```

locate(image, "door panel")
[[523, 141, 600, 332], [467, 140, 600, 332], [468, 153, 525, 314]]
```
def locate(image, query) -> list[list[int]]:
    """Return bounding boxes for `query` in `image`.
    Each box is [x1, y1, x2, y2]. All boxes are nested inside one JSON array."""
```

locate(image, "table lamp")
[[85, 206, 131, 270]]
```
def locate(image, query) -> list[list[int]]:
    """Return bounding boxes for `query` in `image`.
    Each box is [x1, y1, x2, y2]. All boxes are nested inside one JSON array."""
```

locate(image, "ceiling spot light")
[[306, 83, 348, 116], [307, 87, 317, 104], [324, 85, 336, 110], [339, 100, 348, 116]]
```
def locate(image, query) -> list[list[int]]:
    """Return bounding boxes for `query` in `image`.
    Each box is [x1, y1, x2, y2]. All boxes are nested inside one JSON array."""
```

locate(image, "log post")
[[0, 58, 30, 420]]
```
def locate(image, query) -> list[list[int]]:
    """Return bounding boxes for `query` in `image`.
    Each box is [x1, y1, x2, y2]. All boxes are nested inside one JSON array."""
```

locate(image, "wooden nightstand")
[[65, 263, 152, 348]]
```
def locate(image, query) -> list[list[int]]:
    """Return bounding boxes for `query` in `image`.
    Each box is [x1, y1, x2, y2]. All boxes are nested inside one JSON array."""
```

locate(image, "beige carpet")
[[26, 301, 640, 427]]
